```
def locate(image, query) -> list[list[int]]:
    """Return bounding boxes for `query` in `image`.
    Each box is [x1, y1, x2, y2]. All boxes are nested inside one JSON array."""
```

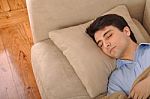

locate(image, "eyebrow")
[[103, 30, 111, 37], [96, 30, 112, 44]]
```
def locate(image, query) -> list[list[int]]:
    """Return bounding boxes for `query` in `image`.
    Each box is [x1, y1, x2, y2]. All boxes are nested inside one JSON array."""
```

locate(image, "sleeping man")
[[86, 14, 150, 99]]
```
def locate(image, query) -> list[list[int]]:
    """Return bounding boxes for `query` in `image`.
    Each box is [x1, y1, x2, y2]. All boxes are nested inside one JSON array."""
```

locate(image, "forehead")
[[94, 26, 114, 39]]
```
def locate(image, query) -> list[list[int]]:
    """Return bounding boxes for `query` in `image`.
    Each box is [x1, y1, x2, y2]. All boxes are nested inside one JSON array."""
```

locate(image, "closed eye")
[[105, 33, 112, 39], [97, 40, 103, 48]]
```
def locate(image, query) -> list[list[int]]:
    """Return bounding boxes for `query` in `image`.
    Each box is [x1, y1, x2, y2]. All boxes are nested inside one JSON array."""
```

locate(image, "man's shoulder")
[[109, 68, 123, 80], [138, 43, 150, 55], [139, 43, 150, 49]]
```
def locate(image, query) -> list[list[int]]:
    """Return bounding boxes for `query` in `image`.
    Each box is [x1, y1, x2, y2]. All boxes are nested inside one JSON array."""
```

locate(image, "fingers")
[[129, 92, 147, 99], [129, 90, 135, 98], [137, 95, 143, 99], [133, 93, 138, 99], [129, 90, 142, 99], [143, 95, 147, 99], [142, 93, 149, 99], [129, 88, 150, 99]]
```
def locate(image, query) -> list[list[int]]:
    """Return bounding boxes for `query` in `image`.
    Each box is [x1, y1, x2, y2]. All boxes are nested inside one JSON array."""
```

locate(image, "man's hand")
[[128, 76, 150, 99]]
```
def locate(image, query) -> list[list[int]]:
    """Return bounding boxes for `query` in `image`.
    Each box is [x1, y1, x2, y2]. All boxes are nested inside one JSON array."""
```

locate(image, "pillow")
[[49, 5, 148, 98]]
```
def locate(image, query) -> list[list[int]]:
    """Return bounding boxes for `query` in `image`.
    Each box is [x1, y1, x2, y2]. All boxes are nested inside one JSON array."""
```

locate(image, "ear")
[[123, 26, 131, 36]]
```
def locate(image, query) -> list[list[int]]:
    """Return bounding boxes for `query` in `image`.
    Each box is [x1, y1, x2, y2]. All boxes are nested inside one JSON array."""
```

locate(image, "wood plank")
[[0, 0, 41, 98], [0, 0, 10, 12], [0, 24, 41, 99], [0, 27, 32, 99], [0, 30, 20, 99], [20, 22, 41, 99], [0, 33, 9, 99], [22, 22, 34, 48], [17, 22, 33, 56], [0, 8, 28, 28], [7, 0, 26, 10]]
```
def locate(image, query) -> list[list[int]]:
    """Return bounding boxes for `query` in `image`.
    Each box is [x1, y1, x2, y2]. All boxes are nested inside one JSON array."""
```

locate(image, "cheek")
[[102, 48, 111, 56], [112, 34, 121, 41], [109, 34, 120, 45], [113, 33, 128, 46]]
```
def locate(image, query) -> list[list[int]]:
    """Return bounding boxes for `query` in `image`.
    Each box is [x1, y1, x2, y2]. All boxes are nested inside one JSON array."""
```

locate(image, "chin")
[[108, 54, 117, 59], [111, 54, 120, 59]]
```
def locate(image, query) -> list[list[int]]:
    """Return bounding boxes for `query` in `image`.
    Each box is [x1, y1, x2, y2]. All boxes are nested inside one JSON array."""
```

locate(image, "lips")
[[110, 46, 116, 53]]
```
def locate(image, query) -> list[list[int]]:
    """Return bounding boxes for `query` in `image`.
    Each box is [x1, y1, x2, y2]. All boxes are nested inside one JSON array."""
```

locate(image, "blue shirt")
[[107, 43, 150, 96]]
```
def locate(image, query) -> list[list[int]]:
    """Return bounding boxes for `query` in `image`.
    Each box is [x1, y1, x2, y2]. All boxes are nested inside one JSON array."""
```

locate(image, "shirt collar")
[[116, 43, 150, 68]]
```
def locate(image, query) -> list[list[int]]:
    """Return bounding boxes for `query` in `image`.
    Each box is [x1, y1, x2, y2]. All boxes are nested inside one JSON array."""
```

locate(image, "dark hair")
[[86, 14, 137, 43]]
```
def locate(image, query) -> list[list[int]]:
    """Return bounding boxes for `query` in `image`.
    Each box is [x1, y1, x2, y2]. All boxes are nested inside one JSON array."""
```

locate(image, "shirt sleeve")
[[107, 72, 124, 96], [140, 44, 150, 70]]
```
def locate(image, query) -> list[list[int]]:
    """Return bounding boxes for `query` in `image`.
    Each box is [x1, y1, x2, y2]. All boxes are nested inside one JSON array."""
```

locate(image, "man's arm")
[[129, 75, 150, 99], [107, 73, 125, 96]]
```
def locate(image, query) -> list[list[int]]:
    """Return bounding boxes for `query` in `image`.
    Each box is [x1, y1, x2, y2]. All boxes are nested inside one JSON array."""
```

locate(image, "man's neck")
[[120, 41, 138, 61]]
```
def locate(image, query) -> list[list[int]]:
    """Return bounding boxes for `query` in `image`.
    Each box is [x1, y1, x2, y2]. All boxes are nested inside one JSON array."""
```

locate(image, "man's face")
[[94, 25, 131, 59]]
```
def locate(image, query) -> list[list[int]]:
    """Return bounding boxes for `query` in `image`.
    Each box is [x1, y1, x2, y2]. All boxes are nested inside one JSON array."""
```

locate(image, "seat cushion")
[[49, 5, 149, 98], [31, 39, 91, 99]]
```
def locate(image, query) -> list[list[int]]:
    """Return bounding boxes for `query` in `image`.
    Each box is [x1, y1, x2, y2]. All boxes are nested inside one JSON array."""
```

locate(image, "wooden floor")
[[0, 0, 41, 99]]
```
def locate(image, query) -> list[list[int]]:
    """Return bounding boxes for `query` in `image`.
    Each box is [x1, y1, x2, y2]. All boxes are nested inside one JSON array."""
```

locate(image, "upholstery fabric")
[[133, 18, 150, 42], [31, 39, 91, 99], [49, 5, 148, 98], [143, 0, 150, 35], [26, 0, 146, 43]]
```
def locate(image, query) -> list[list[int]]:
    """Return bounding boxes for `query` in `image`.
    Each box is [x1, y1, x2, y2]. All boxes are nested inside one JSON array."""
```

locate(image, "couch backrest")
[[26, 0, 146, 43]]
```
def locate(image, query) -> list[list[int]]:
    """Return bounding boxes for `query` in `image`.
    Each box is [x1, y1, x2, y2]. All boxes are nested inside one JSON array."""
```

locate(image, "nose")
[[104, 41, 111, 48]]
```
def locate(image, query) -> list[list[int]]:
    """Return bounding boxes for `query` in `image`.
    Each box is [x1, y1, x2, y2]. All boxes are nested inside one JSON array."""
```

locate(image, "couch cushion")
[[49, 5, 148, 98], [26, 0, 146, 43], [31, 39, 91, 99], [143, 0, 150, 35], [132, 18, 150, 42]]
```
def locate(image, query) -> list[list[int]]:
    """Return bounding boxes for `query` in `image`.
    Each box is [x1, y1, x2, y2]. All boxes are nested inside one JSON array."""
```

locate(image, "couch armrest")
[[143, 0, 150, 35], [31, 39, 91, 99]]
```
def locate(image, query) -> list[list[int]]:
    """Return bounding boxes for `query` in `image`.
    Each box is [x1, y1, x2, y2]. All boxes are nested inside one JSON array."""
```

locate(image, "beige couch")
[[26, 0, 150, 99]]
